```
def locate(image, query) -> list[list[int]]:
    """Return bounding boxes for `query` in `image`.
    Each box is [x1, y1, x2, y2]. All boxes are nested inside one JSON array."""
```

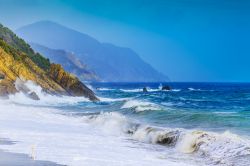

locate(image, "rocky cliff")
[[49, 64, 98, 101], [0, 23, 98, 101]]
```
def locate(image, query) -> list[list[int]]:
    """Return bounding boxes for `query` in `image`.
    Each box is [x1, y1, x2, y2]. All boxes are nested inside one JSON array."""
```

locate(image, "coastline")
[[1, 82, 250, 166], [0, 138, 63, 166], [0, 150, 63, 166]]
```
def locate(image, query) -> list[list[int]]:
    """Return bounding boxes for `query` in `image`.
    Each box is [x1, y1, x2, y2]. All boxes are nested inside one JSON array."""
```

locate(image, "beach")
[[0, 82, 250, 166]]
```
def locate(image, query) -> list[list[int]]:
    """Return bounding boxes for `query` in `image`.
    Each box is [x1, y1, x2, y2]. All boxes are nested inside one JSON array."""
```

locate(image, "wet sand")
[[0, 138, 64, 166]]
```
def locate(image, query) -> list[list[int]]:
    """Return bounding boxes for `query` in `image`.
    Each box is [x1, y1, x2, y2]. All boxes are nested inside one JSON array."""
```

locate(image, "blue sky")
[[0, 0, 250, 81]]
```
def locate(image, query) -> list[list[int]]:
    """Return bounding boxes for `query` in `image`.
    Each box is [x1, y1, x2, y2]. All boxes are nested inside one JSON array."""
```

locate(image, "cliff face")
[[0, 43, 65, 95], [49, 64, 98, 101], [0, 24, 98, 101]]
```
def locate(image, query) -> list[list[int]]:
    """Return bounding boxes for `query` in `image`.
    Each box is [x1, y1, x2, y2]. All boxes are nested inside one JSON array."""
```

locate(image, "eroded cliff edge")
[[0, 23, 98, 101]]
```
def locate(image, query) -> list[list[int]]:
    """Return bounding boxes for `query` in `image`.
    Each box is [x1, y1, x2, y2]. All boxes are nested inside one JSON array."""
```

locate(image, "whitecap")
[[120, 88, 142, 92], [121, 100, 161, 112], [97, 88, 116, 91]]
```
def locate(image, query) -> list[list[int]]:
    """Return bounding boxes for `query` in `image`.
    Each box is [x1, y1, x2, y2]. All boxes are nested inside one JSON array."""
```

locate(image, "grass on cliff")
[[0, 24, 50, 70]]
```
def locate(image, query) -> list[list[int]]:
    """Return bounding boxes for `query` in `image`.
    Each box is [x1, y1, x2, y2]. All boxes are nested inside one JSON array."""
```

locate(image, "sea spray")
[[82, 111, 250, 165], [2, 82, 250, 166], [9, 79, 90, 106]]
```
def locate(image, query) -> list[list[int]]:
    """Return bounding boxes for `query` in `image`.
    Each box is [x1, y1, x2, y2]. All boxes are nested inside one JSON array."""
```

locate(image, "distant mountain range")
[[30, 43, 99, 82], [16, 21, 169, 82]]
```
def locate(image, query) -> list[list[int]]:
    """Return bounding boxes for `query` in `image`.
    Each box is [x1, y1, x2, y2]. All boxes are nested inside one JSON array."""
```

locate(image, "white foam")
[[0, 100, 191, 166], [85, 112, 250, 165], [99, 97, 130, 102], [121, 100, 161, 112], [120, 88, 142, 92], [171, 89, 181, 92], [120, 88, 161, 93], [97, 88, 116, 91], [8, 80, 90, 106]]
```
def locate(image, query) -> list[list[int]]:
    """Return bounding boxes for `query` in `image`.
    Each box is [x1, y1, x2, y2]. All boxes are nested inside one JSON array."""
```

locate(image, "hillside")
[[30, 43, 99, 82], [16, 20, 169, 82], [0, 23, 98, 101]]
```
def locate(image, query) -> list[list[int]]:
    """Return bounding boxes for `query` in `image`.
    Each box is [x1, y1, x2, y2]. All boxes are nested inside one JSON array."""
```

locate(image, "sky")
[[0, 0, 250, 82]]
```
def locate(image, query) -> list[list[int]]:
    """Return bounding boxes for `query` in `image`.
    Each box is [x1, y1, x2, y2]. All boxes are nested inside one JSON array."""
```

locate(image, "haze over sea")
[[0, 81, 249, 166]]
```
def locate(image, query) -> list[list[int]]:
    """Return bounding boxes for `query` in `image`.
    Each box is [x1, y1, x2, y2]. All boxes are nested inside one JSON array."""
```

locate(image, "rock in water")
[[27, 92, 40, 100], [0, 72, 5, 80], [162, 85, 171, 91], [143, 87, 148, 92], [49, 64, 99, 101]]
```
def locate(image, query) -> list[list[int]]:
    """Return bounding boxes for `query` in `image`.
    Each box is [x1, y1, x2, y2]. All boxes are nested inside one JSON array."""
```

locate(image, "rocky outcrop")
[[162, 85, 171, 91], [0, 23, 98, 101], [27, 92, 40, 100], [0, 72, 4, 80], [49, 64, 99, 101], [0, 79, 17, 98]]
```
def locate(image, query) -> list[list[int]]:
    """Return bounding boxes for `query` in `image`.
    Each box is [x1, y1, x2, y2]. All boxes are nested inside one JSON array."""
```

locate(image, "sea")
[[0, 82, 249, 166]]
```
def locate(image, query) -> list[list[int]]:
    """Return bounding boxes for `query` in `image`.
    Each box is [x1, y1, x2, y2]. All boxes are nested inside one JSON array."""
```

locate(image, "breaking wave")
[[8, 79, 90, 106], [120, 88, 143, 92], [120, 88, 181, 93], [121, 100, 161, 112], [97, 88, 116, 91], [84, 112, 250, 165]]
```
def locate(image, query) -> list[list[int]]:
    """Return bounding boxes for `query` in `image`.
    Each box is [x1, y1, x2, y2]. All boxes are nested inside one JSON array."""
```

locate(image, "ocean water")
[[0, 82, 250, 166]]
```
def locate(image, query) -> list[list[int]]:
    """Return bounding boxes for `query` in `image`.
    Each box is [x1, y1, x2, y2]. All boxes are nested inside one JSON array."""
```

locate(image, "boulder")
[[162, 85, 171, 91], [27, 91, 40, 100], [0, 72, 5, 80]]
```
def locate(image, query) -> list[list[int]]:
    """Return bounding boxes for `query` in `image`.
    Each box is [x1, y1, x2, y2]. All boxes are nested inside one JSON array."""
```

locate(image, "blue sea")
[[93, 82, 250, 135], [0, 82, 250, 166]]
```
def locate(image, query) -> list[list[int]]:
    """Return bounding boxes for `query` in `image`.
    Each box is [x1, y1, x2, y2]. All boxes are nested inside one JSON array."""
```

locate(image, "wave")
[[0, 102, 192, 166], [120, 88, 160, 92], [98, 96, 130, 102], [171, 89, 181, 92], [188, 88, 214, 92], [97, 88, 116, 91], [9, 80, 133, 106], [8, 80, 90, 106], [188, 88, 201, 91], [120, 88, 181, 93], [1, 96, 250, 166], [84, 112, 250, 165], [121, 100, 161, 112], [120, 88, 143, 92]]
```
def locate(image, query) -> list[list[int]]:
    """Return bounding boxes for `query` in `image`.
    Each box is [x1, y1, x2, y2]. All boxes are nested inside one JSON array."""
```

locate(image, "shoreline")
[[0, 138, 63, 166], [0, 150, 64, 166]]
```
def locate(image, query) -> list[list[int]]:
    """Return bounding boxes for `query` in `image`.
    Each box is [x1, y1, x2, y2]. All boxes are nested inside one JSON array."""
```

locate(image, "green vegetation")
[[0, 39, 22, 61], [0, 24, 50, 70]]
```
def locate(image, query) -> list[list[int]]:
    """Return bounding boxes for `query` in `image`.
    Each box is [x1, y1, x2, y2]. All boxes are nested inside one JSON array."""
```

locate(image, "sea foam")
[[8, 80, 90, 106], [0, 100, 191, 166], [121, 100, 161, 112]]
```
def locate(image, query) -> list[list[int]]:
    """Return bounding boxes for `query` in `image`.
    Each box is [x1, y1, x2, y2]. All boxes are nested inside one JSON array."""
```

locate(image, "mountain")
[[30, 43, 99, 82], [0, 23, 98, 101], [16, 20, 169, 82]]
